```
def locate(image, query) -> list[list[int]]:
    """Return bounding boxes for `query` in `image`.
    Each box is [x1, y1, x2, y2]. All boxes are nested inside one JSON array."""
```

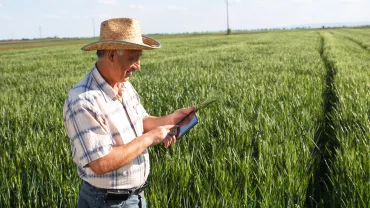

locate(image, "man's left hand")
[[170, 106, 196, 125]]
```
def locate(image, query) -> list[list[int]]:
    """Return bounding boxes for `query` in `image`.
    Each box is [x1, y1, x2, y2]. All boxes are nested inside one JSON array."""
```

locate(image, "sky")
[[0, 0, 369, 40]]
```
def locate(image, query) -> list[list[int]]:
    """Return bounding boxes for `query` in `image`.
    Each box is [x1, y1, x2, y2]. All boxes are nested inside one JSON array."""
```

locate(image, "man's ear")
[[108, 50, 115, 62]]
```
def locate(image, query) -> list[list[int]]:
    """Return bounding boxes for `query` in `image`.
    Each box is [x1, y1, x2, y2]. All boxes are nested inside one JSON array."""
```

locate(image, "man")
[[63, 18, 194, 208]]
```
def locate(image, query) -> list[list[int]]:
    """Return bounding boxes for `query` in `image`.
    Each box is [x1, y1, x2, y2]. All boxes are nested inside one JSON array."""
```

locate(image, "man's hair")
[[96, 50, 124, 58], [96, 50, 106, 58]]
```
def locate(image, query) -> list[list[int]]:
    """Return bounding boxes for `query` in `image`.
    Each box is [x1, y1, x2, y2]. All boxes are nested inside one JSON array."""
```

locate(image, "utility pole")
[[226, 0, 230, 35], [92, 18, 95, 38], [39, 25, 42, 39]]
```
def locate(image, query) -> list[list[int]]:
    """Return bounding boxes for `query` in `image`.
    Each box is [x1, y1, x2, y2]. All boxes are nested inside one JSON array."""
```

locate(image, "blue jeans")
[[78, 181, 146, 208]]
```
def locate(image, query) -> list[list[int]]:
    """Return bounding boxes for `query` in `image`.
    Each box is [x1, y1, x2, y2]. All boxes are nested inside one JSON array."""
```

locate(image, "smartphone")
[[173, 111, 199, 139]]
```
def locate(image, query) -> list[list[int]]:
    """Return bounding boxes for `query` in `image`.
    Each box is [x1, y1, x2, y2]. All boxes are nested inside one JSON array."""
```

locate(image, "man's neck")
[[96, 61, 122, 95]]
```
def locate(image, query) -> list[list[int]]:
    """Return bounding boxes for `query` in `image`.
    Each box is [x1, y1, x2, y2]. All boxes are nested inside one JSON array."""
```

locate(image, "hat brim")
[[81, 35, 161, 51]]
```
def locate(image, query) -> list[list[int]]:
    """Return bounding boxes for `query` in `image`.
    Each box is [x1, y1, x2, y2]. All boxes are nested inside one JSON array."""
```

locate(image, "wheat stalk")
[[194, 96, 220, 112]]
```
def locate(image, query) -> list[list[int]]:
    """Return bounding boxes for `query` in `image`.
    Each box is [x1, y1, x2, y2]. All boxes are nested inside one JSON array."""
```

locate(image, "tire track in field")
[[305, 33, 340, 207], [248, 109, 261, 206], [331, 31, 370, 51], [250, 124, 261, 206]]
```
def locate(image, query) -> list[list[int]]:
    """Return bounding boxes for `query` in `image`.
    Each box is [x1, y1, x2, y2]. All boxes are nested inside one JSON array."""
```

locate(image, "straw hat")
[[81, 18, 161, 51]]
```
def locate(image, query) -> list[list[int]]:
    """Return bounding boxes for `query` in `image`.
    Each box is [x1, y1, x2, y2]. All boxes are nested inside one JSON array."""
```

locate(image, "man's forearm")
[[87, 123, 176, 175], [88, 135, 151, 175], [143, 115, 174, 133]]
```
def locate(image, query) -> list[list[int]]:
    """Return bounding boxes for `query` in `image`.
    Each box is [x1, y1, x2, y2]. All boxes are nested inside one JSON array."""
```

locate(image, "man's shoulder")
[[64, 71, 100, 110]]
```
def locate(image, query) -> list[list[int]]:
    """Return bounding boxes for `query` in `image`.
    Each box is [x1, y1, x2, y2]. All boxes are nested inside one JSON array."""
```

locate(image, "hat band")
[[100, 37, 143, 44]]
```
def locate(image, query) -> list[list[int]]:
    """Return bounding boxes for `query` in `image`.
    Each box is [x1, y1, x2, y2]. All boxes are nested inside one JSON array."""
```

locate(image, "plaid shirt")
[[63, 65, 149, 189]]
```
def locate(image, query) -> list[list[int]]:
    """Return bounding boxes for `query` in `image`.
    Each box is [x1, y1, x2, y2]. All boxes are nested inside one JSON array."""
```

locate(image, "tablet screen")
[[176, 111, 198, 139]]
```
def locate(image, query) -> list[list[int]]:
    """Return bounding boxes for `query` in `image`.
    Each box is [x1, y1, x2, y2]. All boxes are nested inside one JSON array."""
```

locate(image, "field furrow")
[[321, 31, 370, 207]]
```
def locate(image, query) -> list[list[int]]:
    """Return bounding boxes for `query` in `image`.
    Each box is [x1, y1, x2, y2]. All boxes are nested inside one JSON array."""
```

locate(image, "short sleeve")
[[64, 102, 113, 168]]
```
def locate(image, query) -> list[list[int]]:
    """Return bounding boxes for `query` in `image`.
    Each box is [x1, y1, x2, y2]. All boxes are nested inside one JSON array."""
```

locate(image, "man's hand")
[[170, 106, 196, 125], [145, 125, 178, 148], [142, 106, 196, 147]]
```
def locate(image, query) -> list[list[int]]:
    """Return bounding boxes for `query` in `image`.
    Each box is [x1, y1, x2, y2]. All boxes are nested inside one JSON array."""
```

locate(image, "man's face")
[[112, 49, 142, 82]]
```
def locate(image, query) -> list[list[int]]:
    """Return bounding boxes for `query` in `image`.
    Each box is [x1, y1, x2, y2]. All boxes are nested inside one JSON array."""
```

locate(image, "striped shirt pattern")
[[63, 65, 149, 189]]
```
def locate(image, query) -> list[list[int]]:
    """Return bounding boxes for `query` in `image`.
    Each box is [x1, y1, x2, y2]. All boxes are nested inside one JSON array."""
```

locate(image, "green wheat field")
[[0, 28, 369, 207]]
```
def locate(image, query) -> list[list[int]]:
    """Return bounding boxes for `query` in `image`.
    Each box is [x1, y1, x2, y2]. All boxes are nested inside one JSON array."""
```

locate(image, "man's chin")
[[122, 77, 130, 82]]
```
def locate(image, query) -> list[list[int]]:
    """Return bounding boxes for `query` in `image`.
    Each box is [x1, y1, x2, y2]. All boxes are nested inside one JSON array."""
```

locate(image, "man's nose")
[[132, 62, 140, 71]]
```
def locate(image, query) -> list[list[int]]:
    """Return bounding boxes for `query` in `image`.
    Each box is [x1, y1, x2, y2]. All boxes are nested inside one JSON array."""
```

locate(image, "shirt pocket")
[[131, 103, 144, 135]]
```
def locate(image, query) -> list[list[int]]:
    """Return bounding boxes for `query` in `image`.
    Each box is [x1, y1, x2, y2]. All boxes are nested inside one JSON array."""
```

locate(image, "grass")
[[0, 28, 369, 207], [321, 31, 370, 207]]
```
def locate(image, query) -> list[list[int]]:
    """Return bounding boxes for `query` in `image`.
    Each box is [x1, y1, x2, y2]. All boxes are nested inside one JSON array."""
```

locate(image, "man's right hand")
[[145, 125, 177, 148]]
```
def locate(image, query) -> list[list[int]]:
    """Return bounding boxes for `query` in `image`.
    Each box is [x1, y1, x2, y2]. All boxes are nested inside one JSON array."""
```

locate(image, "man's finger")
[[164, 139, 169, 148], [182, 106, 196, 115], [163, 134, 171, 148], [164, 134, 171, 141], [164, 124, 176, 130], [171, 135, 176, 144]]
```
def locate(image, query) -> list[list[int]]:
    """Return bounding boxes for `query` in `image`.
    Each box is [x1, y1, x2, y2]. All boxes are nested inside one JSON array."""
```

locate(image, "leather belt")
[[84, 181, 148, 201], [105, 181, 147, 199]]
